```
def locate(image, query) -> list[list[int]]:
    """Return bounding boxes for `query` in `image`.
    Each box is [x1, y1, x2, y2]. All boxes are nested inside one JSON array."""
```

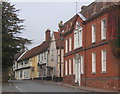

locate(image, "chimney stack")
[[45, 29, 51, 42], [81, 6, 87, 11], [58, 21, 64, 32]]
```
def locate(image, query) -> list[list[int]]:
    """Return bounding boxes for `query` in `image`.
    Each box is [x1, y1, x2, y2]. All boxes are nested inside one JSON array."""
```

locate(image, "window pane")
[[101, 19, 106, 40], [66, 39, 68, 53], [65, 60, 68, 75], [69, 59, 72, 75], [92, 52, 96, 73], [69, 38, 72, 51], [92, 24, 96, 43], [102, 50, 106, 72], [81, 55, 84, 74]]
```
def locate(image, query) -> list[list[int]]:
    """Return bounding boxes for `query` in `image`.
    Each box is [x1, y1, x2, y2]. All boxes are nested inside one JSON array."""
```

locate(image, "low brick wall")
[[63, 75, 75, 85], [63, 75, 119, 91], [81, 77, 119, 91]]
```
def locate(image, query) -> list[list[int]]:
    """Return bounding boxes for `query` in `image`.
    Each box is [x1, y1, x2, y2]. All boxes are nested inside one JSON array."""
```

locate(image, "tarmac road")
[[2, 80, 89, 92]]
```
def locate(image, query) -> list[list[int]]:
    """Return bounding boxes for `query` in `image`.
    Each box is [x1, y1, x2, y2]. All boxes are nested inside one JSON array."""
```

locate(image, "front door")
[[74, 54, 81, 86]]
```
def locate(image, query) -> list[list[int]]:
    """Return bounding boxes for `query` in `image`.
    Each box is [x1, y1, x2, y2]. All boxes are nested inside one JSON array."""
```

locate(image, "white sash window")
[[92, 24, 96, 43], [92, 52, 96, 73], [79, 30, 82, 47], [65, 39, 68, 53], [81, 55, 84, 74], [69, 59, 72, 75], [101, 50, 106, 72], [101, 19, 106, 40], [69, 37, 72, 51], [73, 58, 75, 75], [74, 29, 82, 49], [65, 60, 68, 75]]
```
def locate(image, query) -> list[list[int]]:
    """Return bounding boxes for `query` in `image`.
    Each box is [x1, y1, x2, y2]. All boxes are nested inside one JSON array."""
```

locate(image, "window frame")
[[69, 59, 72, 75], [101, 18, 106, 40], [81, 55, 84, 74], [74, 28, 82, 49], [92, 52, 96, 74], [92, 24, 96, 43], [69, 37, 72, 52], [65, 60, 68, 75], [101, 49, 107, 73], [65, 39, 68, 53]]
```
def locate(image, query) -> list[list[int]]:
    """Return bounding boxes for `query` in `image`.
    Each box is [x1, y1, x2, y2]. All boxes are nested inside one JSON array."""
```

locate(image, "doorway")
[[74, 54, 81, 86]]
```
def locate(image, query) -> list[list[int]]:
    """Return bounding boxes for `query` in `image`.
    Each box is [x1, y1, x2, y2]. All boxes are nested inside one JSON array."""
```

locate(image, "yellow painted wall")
[[29, 55, 38, 78]]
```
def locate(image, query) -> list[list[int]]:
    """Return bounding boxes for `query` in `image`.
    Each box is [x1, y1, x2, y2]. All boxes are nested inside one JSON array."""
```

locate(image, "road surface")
[[2, 80, 97, 93]]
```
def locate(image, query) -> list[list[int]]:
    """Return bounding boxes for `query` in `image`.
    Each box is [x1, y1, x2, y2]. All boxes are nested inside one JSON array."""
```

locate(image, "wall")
[[48, 33, 58, 76], [29, 56, 38, 78]]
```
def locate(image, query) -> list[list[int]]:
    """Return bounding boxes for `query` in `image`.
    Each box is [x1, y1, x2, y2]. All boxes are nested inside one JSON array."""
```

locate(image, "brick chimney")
[[45, 29, 51, 42], [58, 21, 64, 32], [81, 6, 87, 11]]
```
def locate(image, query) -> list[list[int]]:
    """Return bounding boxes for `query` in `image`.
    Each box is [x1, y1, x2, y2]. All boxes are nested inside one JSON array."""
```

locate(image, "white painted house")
[[48, 31, 64, 80]]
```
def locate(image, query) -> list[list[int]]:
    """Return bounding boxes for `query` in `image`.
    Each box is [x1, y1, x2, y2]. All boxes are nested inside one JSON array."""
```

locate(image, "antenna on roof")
[[75, 2, 78, 14]]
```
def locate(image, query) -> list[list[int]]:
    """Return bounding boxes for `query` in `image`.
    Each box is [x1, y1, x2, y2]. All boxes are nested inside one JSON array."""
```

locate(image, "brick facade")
[[63, 2, 120, 91]]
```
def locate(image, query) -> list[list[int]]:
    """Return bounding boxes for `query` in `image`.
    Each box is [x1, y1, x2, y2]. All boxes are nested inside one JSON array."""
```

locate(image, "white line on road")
[[15, 85, 23, 92]]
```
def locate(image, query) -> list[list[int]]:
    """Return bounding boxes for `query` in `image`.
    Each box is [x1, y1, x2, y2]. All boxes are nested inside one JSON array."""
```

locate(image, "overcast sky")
[[10, 1, 94, 49]]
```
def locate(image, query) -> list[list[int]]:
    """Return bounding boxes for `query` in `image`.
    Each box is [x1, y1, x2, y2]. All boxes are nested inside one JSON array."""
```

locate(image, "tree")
[[2, 1, 32, 69]]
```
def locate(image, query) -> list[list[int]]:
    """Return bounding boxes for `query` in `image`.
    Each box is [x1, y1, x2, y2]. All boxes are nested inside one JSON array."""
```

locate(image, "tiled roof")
[[53, 32, 64, 49], [18, 41, 49, 61]]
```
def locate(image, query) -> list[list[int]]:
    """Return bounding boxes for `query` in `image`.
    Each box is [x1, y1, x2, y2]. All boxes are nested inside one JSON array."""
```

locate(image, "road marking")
[[15, 85, 23, 92]]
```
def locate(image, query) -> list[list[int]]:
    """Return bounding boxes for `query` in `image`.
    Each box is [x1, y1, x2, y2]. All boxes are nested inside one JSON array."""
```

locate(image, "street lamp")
[[58, 21, 64, 79]]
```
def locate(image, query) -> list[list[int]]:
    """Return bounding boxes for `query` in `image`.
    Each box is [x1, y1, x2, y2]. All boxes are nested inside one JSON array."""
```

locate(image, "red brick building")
[[63, 2, 120, 91]]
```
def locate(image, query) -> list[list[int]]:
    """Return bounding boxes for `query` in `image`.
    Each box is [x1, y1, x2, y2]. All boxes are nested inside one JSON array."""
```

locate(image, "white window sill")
[[74, 46, 82, 50], [81, 73, 84, 75], [101, 38, 106, 41], [91, 72, 96, 75], [101, 71, 107, 74], [92, 41, 96, 44]]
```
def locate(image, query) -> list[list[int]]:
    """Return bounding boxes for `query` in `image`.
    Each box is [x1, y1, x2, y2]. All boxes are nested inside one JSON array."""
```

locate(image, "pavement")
[[35, 80, 119, 93]]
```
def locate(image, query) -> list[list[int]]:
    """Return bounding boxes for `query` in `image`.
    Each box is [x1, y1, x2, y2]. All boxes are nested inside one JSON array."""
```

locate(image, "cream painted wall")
[[48, 33, 57, 67], [48, 33, 64, 77]]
